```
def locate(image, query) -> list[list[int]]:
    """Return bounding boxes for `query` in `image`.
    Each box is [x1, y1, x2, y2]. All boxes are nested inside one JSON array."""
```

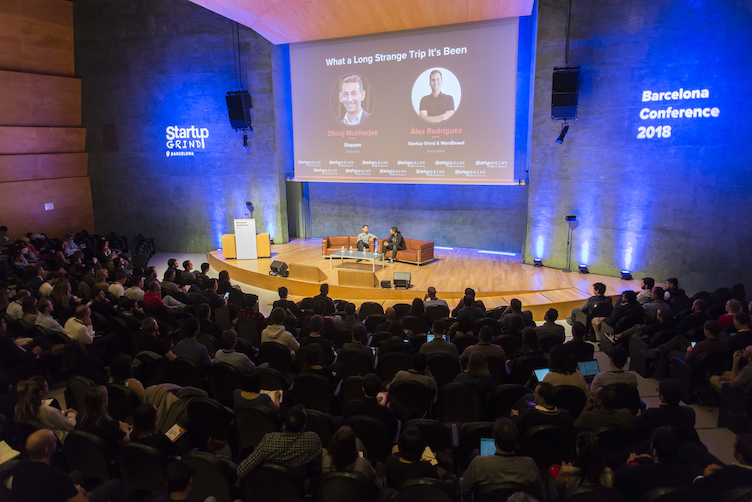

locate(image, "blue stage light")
[[534, 258, 543, 267], [579, 264, 589, 274], [621, 270, 633, 280]]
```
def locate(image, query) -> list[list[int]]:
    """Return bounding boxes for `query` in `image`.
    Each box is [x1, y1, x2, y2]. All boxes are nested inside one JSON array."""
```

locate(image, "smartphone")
[[690, 341, 697, 348], [223, 292, 230, 300]]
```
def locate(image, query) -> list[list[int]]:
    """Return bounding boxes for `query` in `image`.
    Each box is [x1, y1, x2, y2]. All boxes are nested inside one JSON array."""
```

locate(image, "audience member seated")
[[63, 305, 96, 345], [124, 275, 145, 301], [179, 260, 197, 287], [389, 353, 437, 393], [39, 271, 59, 297], [635, 378, 696, 438], [460, 326, 506, 365], [569, 282, 612, 326], [449, 315, 475, 340], [273, 286, 303, 319], [342, 373, 398, 440], [109, 352, 145, 398], [636, 278, 655, 305], [196, 303, 222, 339], [556, 431, 613, 491], [454, 352, 494, 402], [643, 287, 671, 323], [59, 340, 108, 385], [133, 317, 177, 361], [6, 288, 27, 320], [236, 404, 322, 479], [195, 262, 211, 290], [174, 317, 213, 367], [535, 308, 565, 346], [542, 346, 590, 394], [424, 286, 449, 310], [676, 298, 708, 334], [261, 307, 300, 356], [617, 308, 675, 346], [575, 386, 635, 432], [313, 283, 336, 316], [375, 307, 396, 334], [0, 317, 43, 371], [341, 325, 375, 365], [500, 298, 534, 328], [131, 403, 181, 457], [202, 278, 228, 310], [719, 299, 743, 327], [727, 312, 752, 352], [451, 288, 486, 317], [385, 426, 439, 488], [50, 278, 80, 322], [614, 428, 696, 499], [502, 314, 525, 338], [407, 298, 432, 328], [645, 320, 727, 379], [214, 329, 255, 374], [663, 277, 684, 302], [76, 385, 130, 457], [89, 287, 119, 319], [456, 295, 486, 325], [108, 270, 128, 298], [233, 369, 281, 412], [15, 376, 77, 443], [460, 418, 545, 498], [419, 320, 458, 357], [12, 429, 125, 502], [563, 321, 595, 362], [589, 346, 637, 394], [301, 344, 336, 383], [378, 321, 413, 357], [693, 433, 752, 494], [710, 345, 752, 392], [508, 328, 542, 362], [301, 315, 335, 364], [322, 425, 379, 481], [20, 296, 38, 326], [144, 281, 184, 311], [510, 382, 574, 435], [236, 296, 268, 335], [593, 290, 643, 342]]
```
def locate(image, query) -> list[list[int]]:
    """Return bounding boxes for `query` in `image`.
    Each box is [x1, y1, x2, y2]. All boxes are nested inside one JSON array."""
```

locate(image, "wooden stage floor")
[[207, 238, 638, 320]]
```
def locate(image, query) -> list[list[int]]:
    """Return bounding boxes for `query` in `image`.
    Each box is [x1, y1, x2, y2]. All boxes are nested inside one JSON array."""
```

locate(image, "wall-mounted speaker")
[[393, 272, 411, 290], [226, 91, 252, 130], [552, 68, 580, 120]]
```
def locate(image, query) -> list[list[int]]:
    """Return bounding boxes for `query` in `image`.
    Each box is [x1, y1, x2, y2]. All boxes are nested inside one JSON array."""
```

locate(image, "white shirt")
[[39, 282, 54, 297], [64, 317, 95, 344], [35, 313, 64, 333], [109, 282, 125, 298], [125, 286, 145, 301], [6, 301, 23, 320], [342, 108, 364, 125]]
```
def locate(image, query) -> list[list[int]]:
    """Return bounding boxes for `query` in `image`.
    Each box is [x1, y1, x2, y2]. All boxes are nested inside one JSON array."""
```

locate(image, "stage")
[[207, 238, 638, 320]]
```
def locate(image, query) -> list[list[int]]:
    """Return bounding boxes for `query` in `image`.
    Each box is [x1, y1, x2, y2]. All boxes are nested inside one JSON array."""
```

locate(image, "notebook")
[[533, 367, 550, 382], [480, 437, 496, 456]]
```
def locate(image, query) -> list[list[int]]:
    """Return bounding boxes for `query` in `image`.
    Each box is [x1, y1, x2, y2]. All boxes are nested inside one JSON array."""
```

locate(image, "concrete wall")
[[73, 0, 289, 252], [524, 0, 752, 294]]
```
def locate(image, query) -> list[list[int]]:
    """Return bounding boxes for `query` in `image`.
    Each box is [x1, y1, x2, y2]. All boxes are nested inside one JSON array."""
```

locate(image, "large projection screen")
[[290, 19, 520, 185]]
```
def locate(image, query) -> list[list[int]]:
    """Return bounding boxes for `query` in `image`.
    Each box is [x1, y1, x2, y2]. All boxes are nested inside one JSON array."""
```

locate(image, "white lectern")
[[234, 219, 258, 259]]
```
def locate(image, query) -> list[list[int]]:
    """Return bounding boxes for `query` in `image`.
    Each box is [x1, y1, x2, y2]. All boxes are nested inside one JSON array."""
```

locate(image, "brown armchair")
[[377, 237, 434, 265]]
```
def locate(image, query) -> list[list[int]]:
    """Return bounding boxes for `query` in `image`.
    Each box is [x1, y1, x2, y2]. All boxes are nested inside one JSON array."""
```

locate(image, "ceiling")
[[187, 0, 535, 45]]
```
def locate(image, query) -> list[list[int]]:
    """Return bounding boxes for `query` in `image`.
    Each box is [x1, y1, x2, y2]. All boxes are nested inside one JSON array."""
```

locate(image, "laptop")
[[425, 333, 436, 343], [577, 360, 600, 384], [480, 437, 496, 456], [533, 368, 550, 382]]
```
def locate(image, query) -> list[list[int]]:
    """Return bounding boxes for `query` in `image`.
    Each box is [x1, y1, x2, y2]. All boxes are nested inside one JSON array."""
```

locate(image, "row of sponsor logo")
[[298, 160, 507, 167], [311, 167, 487, 177]]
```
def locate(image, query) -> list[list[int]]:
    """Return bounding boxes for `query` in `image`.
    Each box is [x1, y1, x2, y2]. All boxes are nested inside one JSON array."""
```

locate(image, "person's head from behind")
[[163, 268, 175, 282], [493, 418, 518, 453], [398, 426, 426, 462], [110, 353, 134, 383], [271, 307, 286, 325], [182, 317, 199, 339], [571, 321, 587, 341], [345, 302, 356, 318], [221, 329, 238, 351], [651, 428, 680, 464], [693, 298, 708, 313], [285, 404, 307, 432], [278, 286, 288, 299], [522, 327, 539, 352], [549, 346, 576, 374], [595, 386, 617, 412], [410, 298, 424, 315], [411, 353, 428, 373], [363, 373, 381, 398], [534, 382, 555, 407], [704, 320, 722, 339], [304, 343, 323, 367], [507, 314, 524, 334], [132, 403, 159, 438], [458, 315, 473, 334], [329, 426, 358, 471], [196, 303, 211, 320], [432, 320, 446, 337], [352, 324, 366, 343], [142, 317, 158, 336], [609, 346, 629, 370], [727, 299, 742, 314], [427, 287, 437, 299], [573, 431, 607, 486], [544, 308, 558, 322], [463, 295, 473, 308], [384, 307, 395, 322], [313, 300, 326, 316], [622, 290, 637, 304], [734, 434, 752, 466], [320, 283, 329, 296], [241, 369, 261, 393], [81, 385, 109, 428], [735, 311, 751, 329], [166, 459, 194, 495], [593, 283, 606, 295], [478, 325, 493, 343], [389, 320, 404, 339], [658, 378, 682, 406], [466, 351, 489, 379], [510, 299, 522, 312], [309, 315, 324, 334], [200, 262, 210, 274]]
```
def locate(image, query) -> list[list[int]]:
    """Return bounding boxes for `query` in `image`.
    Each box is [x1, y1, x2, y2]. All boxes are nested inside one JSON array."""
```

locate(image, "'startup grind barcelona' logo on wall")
[[165, 126, 210, 157]]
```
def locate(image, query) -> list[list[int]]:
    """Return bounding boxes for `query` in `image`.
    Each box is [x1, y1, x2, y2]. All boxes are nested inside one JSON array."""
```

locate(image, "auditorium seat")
[[244, 463, 304, 502], [184, 450, 237, 502], [316, 472, 381, 502], [399, 478, 457, 502], [358, 302, 384, 320], [438, 383, 481, 424]]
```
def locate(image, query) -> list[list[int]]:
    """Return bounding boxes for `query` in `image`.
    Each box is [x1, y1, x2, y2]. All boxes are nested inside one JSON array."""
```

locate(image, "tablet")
[[480, 437, 496, 456], [426, 334, 436, 343], [577, 360, 600, 377], [533, 368, 550, 381]]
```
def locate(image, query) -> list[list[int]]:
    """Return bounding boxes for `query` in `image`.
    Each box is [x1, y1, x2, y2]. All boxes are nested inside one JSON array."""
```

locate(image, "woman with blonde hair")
[[454, 351, 494, 402], [94, 268, 110, 293], [50, 278, 79, 322], [15, 376, 76, 442], [77, 385, 130, 456]]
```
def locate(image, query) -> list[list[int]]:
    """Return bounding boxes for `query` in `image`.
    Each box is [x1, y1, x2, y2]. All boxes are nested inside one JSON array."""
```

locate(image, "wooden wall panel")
[[0, 153, 88, 183], [0, 127, 85, 154], [0, 70, 80, 127], [0, 178, 95, 239], [0, 0, 74, 76]]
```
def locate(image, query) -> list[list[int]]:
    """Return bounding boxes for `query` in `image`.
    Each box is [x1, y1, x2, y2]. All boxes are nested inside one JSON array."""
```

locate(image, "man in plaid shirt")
[[237, 405, 322, 479]]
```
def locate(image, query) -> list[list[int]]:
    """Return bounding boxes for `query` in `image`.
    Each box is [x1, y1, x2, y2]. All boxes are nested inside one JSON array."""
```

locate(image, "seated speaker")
[[393, 272, 411, 290], [269, 260, 288, 278]]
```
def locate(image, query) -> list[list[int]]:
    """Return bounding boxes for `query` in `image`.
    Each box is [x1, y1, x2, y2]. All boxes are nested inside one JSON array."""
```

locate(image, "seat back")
[[403, 419, 452, 452], [117, 443, 167, 497], [425, 305, 450, 322], [244, 463, 304, 502], [640, 486, 705, 502], [389, 380, 433, 420], [305, 409, 334, 449], [540, 336, 563, 354], [106, 383, 141, 422], [402, 315, 430, 335], [338, 349, 374, 378], [493, 335, 522, 357], [473, 318, 502, 336], [521, 424, 575, 469], [256, 367, 289, 390], [393, 303, 412, 319], [553, 385, 588, 418], [345, 415, 393, 464], [459, 422, 494, 471], [257, 342, 292, 374], [197, 332, 219, 357], [603, 383, 642, 415], [184, 450, 236, 502], [214, 305, 232, 331], [377, 351, 412, 381], [65, 375, 96, 415], [452, 335, 479, 355], [510, 355, 549, 385], [208, 363, 245, 407], [316, 472, 380, 502], [438, 382, 481, 424], [399, 478, 457, 502], [338, 376, 365, 411], [187, 397, 232, 442], [491, 384, 531, 418], [592, 426, 638, 455], [485, 355, 507, 387], [557, 485, 628, 502], [169, 357, 204, 388], [65, 431, 111, 484], [233, 405, 279, 462], [364, 314, 386, 334], [236, 318, 261, 347], [358, 302, 384, 321], [427, 354, 461, 390], [476, 483, 539, 502], [291, 373, 333, 414]]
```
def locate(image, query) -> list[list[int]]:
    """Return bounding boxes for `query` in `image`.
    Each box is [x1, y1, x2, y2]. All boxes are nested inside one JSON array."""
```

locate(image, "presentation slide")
[[290, 19, 520, 185]]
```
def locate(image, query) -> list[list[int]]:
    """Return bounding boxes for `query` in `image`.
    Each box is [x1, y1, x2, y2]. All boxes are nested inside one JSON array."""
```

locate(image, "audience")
[[322, 425, 378, 481], [173, 317, 213, 367], [418, 320, 457, 357], [233, 369, 281, 412], [214, 328, 255, 373], [388, 353, 437, 393], [541, 346, 589, 394], [589, 346, 637, 393], [575, 386, 635, 432], [460, 325, 506, 365], [261, 307, 300, 356], [556, 432, 613, 490], [510, 382, 574, 435], [454, 351, 494, 400], [385, 426, 438, 488], [342, 373, 398, 439], [534, 307, 565, 346]]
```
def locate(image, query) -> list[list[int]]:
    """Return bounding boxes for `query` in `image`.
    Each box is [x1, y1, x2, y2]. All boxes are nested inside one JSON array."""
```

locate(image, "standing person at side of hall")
[[569, 282, 612, 326], [339, 74, 369, 125], [589, 346, 638, 394], [423, 286, 449, 310], [381, 226, 405, 264], [419, 69, 455, 123], [535, 308, 566, 346]]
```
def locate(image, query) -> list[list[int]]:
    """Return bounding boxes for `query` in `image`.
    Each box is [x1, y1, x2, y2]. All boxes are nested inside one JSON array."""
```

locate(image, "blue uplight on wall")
[[580, 240, 590, 266], [536, 235, 545, 259]]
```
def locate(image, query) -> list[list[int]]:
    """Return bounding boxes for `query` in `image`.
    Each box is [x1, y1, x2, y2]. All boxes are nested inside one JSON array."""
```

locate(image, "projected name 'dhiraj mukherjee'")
[[637, 87, 720, 139]]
